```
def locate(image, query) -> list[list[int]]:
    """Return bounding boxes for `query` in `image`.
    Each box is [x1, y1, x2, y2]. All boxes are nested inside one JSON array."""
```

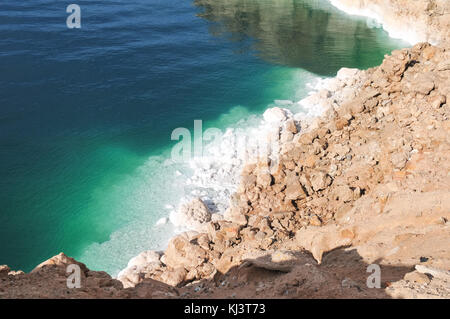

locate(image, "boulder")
[[336, 68, 360, 82], [164, 235, 208, 270], [224, 206, 248, 226], [263, 107, 289, 123], [127, 250, 161, 268], [117, 251, 164, 288], [295, 225, 353, 264]]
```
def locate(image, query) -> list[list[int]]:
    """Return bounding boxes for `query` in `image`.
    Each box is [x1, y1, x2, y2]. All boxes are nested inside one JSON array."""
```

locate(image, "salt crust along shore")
[[329, 0, 450, 46]]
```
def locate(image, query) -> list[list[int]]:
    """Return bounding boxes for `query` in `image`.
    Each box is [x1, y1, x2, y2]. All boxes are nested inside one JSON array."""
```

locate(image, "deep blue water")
[[0, 0, 404, 274]]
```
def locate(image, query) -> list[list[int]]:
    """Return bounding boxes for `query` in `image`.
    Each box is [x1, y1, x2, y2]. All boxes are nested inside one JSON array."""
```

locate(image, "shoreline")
[[115, 0, 410, 281], [116, 39, 450, 296], [1, 0, 449, 298], [328, 0, 450, 46], [108, 0, 450, 291]]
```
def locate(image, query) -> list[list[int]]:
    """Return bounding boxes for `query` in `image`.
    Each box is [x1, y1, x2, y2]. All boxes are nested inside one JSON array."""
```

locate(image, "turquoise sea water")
[[0, 0, 406, 275]]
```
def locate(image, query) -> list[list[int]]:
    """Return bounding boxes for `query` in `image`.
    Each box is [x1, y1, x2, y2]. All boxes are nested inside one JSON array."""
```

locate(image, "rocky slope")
[[329, 0, 450, 46], [1, 42, 449, 299], [2, 0, 450, 300]]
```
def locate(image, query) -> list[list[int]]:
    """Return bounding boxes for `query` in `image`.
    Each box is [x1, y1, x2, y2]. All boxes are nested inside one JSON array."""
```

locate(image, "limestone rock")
[[224, 206, 248, 226], [295, 225, 353, 264], [164, 235, 208, 270], [404, 271, 431, 285], [160, 267, 187, 287]]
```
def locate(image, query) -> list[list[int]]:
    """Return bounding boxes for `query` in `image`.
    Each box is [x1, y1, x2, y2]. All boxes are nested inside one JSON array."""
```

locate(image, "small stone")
[[391, 152, 408, 169], [430, 95, 446, 109], [309, 215, 322, 226], [255, 231, 266, 241], [437, 60, 450, 71], [257, 171, 273, 187], [285, 119, 298, 134], [340, 228, 355, 239], [404, 271, 431, 285], [414, 80, 434, 95], [333, 185, 354, 203], [335, 118, 349, 130], [285, 184, 307, 200], [422, 46, 437, 60], [298, 132, 316, 145], [310, 171, 332, 192]]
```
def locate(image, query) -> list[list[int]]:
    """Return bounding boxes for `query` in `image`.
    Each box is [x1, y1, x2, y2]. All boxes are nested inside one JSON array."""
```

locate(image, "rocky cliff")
[[1, 1, 450, 299], [2, 42, 449, 299]]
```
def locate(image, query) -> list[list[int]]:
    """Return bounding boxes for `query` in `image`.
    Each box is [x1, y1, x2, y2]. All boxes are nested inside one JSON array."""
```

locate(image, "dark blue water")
[[0, 0, 404, 274]]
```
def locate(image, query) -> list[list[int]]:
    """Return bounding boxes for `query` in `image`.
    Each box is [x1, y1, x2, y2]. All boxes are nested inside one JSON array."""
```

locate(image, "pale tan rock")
[[164, 235, 208, 270], [333, 185, 354, 203], [284, 119, 298, 134], [32, 252, 88, 275], [295, 225, 353, 264], [309, 215, 322, 226], [224, 206, 248, 225], [160, 267, 187, 287], [404, 271, 431, 285], [256, 171, 273, 187]]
